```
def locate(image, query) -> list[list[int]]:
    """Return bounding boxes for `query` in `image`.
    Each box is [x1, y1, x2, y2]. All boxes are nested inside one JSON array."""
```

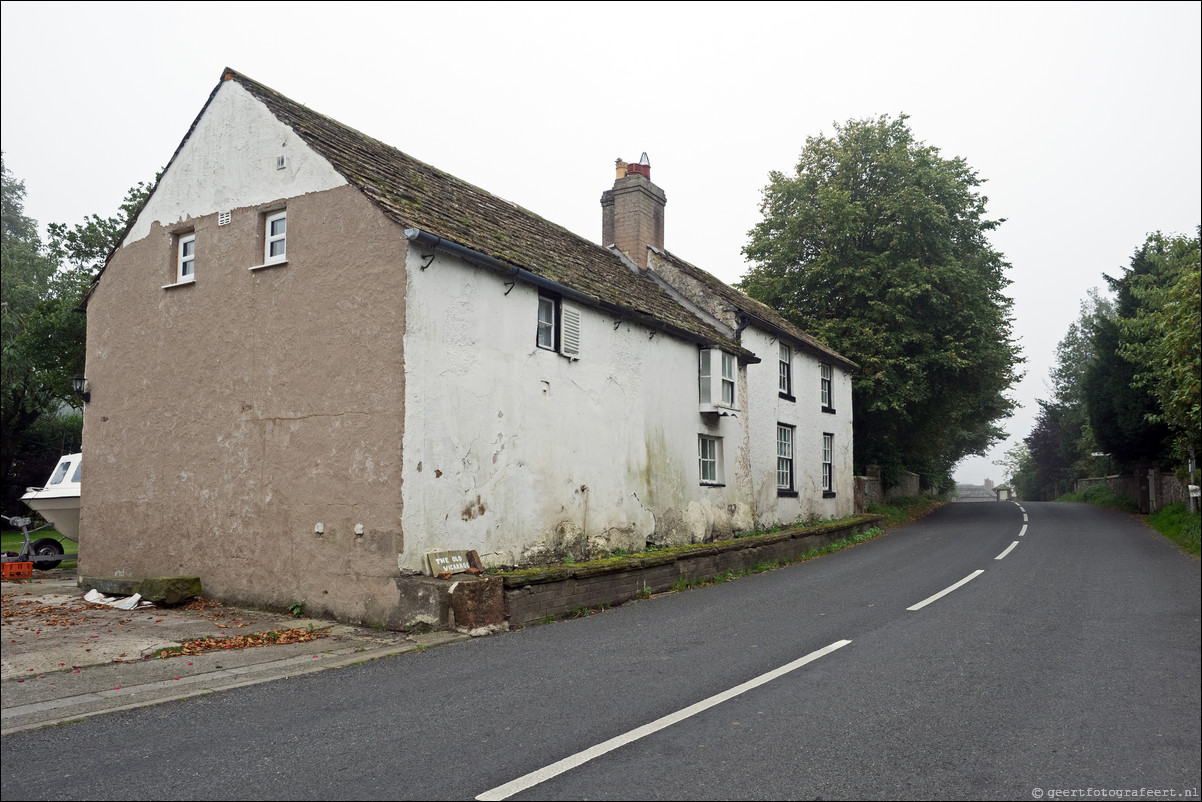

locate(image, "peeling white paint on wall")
[[397, 245, 853, 573], [741, 325, 855, 524], [125, 80, 347, 244], [399, 247, 748, 572]]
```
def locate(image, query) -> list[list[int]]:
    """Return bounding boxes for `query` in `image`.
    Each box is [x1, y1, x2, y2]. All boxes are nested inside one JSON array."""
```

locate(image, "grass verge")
[[1147, 503, 1201, 558], [1057, 483, 1140, 513], [866, 494, 946, 528]]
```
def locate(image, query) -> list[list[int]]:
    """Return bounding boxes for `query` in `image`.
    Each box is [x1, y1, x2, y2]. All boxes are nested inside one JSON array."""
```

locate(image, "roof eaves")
[[651, 247, 857, 372]]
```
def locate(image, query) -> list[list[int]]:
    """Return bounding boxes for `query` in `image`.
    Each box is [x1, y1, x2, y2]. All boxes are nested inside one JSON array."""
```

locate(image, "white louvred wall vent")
[[218, 210, 231, 226], [560, 306, 582, 359]]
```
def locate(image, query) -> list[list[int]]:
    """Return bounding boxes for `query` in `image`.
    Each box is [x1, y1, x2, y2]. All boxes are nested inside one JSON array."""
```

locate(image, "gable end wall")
[[83, 183, 411, 625]]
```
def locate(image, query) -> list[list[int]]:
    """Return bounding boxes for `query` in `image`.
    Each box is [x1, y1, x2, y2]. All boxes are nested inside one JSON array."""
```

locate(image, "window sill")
[[777, 489, 798, 498], [250, 259, 288, 272], [821, 406, 837, 414], [162, 278, 195, 290], [823, 491, 837, 499], [699, 404, 739, 416], [700, 482, 726, 488], [778, 392, 796, 403]]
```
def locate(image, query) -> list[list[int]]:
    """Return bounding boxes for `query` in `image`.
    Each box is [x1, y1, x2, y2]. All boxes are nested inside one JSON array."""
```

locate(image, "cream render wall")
[[399, 249, 752, 571]]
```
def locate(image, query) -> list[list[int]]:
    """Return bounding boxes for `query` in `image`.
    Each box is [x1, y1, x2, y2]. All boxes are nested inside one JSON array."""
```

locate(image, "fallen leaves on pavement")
[[158, 628, 329, 658]]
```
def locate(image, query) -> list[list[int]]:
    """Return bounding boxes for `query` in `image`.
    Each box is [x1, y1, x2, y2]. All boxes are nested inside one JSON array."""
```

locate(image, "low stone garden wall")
[[498, 515, 884, 627]]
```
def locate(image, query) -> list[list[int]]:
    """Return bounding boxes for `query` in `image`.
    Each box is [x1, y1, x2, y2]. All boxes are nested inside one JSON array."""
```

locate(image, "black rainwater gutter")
[[403, 227, 757, 361], [404, 228, 600, 309]]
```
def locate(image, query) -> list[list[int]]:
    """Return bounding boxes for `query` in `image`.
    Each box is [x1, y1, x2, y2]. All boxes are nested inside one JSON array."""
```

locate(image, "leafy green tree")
[[738, 114, 1022, 489], [994, 441, 1040, 499], [1, 156, 151, 508], [2, 155, 64, 499], [1116, 230, 1201, 466]]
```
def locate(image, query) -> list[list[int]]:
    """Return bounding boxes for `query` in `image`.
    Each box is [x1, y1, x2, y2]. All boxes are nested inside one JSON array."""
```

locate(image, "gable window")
[[823, 433, 835, 497], [776, 424, 795, 494], [176, 233, 195, 283], [821, 363, 835, 413], [537, 295, 557, 350], [265, 211, 287, 264], [778, 343, 794, 401], [698, 435, 724, 485]]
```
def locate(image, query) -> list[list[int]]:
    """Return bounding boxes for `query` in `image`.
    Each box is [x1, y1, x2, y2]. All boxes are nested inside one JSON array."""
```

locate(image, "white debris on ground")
[[83, 588, 154, 610]]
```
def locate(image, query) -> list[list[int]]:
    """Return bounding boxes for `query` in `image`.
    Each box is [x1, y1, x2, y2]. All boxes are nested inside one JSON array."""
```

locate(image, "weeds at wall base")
[[539, 525, 891, 623]]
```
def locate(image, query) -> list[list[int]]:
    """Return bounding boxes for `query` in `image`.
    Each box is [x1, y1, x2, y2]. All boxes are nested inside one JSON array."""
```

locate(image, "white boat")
[[21, 453, 81, 543]]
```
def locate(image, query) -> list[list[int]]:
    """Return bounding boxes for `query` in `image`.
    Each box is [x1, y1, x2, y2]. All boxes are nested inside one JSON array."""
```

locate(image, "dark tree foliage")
[[1023, 401, 1082, 499], [1116, 230, 1200, 465], [1, 156, 152, 512], [738, 114, 1022, 490], [1083, 240, 1175, 467]]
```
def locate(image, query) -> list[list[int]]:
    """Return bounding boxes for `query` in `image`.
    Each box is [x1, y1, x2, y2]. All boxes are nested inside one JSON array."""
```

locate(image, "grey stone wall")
[[1074, 469, 1190, 514], [501, 515, 883, 627]]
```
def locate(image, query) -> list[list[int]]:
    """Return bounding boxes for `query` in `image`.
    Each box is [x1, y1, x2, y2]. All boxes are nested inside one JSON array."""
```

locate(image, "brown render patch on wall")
[[82, 184, 412, 624]]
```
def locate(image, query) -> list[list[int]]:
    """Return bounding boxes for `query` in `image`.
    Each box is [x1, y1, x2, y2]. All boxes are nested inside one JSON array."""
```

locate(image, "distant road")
[[3, 501, 1199, 801]]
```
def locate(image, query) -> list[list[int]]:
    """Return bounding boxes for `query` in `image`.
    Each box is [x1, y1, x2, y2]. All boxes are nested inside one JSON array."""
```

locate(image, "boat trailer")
[[1, 514, 76, 570]]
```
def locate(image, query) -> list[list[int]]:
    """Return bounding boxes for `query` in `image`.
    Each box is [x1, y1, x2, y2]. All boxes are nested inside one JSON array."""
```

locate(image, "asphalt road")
[[2, 501, 1199, 801]]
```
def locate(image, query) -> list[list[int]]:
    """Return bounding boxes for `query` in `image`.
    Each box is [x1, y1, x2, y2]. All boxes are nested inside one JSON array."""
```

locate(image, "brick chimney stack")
[[601, 152, 665, 269]]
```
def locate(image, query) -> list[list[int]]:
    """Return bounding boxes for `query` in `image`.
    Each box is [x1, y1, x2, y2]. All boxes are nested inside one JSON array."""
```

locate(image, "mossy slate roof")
[[650, 248, 857, 371], [219, 69, 738, 349]]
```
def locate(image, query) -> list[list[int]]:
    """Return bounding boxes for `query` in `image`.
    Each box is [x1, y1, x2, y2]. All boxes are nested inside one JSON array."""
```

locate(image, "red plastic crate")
[[1, 561, 33, 580]]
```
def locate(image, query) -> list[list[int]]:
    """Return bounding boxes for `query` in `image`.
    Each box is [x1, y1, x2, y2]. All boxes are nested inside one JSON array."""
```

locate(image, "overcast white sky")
[[3, 1, 1199, 484]]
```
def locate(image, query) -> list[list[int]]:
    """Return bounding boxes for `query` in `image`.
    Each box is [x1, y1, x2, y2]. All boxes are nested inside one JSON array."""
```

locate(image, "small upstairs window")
[[536, 294, 581, 360], [265, 211, 287, 264], [721, 352, 736, 406], [821, 363, 835, 413], [699, 348, 738, 412], [537, 295, 557, 350], [176, 233, 195, 283], [779, 343, 794, 400]]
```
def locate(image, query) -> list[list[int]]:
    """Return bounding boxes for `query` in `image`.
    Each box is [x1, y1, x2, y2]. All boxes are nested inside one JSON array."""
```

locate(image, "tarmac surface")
[[1, 567, 466, 735]]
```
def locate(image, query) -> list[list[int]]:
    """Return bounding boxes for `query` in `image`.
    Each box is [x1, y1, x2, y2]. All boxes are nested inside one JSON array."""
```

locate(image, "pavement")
[[1, 567, 467, 735]]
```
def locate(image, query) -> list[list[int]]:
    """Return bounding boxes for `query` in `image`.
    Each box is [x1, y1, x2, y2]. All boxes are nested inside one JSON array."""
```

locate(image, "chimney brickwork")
[[601, 157, 666, 269]]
